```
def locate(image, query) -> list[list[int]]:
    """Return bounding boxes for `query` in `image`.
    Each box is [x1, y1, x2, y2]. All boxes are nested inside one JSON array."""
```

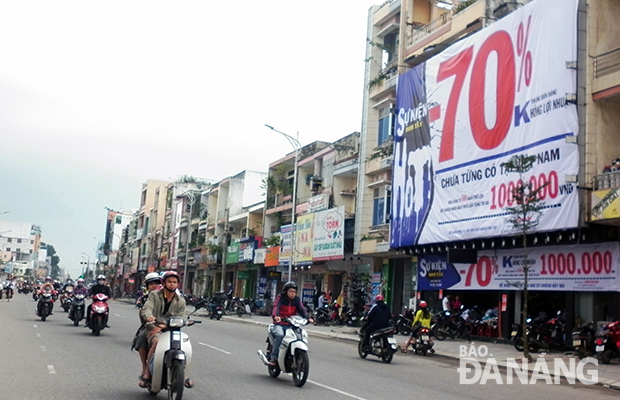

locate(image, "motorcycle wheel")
[[168, 359, 185, 400], [268, 361, 280, 378], [381, 350, 393, 364], [292, 350, 309, 387], [398, 323, 412, 336], [434, 326, 448, 341], [357, 341, 368, 359], [601, 350, 612, 365], [236, 307, 243, 317], [513, 336, 524, 351], [92, 319, 101, 336], [217, 315, 221, 321], [74, 309, 81, 327]]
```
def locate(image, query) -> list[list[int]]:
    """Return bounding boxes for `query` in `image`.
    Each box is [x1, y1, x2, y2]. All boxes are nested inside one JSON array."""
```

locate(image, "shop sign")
[[308, 193, 329, 213], [279, 225, 292, 266], [302, 281, 316, 304], [238, 270, 249, 280], [294, 214, 314, 265], [265, 246, 279, 267], [226, 239, 239, 264], [239, 241, 255, 263], [591, 188, 620, 221], [313, 206, 345, 261], [268, 271, 281, 279], [254, 248, 266, 264], [418, 242, 620, 292]]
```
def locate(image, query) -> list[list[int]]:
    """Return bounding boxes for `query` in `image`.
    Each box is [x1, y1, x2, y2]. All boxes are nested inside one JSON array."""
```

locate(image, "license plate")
[[387, 337, 396, 344], [596, 345, 604, 352], [511, 331, 517, 337], [421, 335, 429, 341], [573, 339, 581, 347]]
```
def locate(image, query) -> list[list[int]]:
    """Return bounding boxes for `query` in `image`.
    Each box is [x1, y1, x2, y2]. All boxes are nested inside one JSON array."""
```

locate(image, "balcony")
[[404, 0, 484, 64], [590, 171, 620, 225], [359, 235, 391, 255], [592, 47, 620, 101], [366, 154, 393, 175], [368, 62, 398, 101]]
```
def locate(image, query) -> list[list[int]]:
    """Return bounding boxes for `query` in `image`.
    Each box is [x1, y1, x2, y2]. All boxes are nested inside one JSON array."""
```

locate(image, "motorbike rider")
[[4, 279, 15, 298], [133, 272, 163, 388], [85, 275, 112, 328], [59, 279, 75, 307], [401, 300, 435, 353], [361, 294, 391, 352], [37, 277, 58, 315], [68, 278, 89, 320], [141, 270, 194, 389], [209, 291, 225, 316], [268, 281, 313, 366]]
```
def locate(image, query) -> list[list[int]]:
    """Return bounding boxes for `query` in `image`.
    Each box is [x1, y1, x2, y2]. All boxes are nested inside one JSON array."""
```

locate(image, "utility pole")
[[220, 208, 229, 292]]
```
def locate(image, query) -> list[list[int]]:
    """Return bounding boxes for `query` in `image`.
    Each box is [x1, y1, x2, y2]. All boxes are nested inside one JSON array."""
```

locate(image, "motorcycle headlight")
[[93, 306, 107, 313], [169, 317, 184, 328]]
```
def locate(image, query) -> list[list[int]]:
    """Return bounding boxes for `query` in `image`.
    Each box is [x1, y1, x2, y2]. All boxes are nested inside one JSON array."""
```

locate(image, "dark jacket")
[[366, 301, 391, 331], [88, 284, 111, 298], [272, 294, 309, 323]]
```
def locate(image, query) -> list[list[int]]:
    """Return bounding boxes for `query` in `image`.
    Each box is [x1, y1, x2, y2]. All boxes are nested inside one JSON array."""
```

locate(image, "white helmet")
[[145, 272, 162, 285], [96, 275, 106, 281]]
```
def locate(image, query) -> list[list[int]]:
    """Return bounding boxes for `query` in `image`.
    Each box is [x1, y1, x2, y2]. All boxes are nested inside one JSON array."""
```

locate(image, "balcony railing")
[[594, 171, 620, 190], [594, 47, 620, 79], [409, 11, 452, 45]]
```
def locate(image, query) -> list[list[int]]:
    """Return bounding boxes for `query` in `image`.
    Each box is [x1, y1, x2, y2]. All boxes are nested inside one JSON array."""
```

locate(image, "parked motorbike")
[[145, 304, 202, 399], [37, 290, 55, 321], [595, 321, 620, 364], [572, 321, 596, 359], [412, 327, 434, 356], [511, 312, 566, 352], [432, 310, 470, 341], [393, 308, 415, 336], [257, 316, 310, 387], [89, 293, 109, 336], [357, 324, 398, 363], [69, 293, 86, 326], [233, 298, 252, 317], [313, 304, 332, 325]]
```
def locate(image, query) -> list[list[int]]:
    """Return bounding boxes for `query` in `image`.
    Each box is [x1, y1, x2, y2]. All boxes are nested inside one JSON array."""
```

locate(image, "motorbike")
[[89, 293, 109, 336], [69, 293, 86, 326], [37, 290, 55, 321], [432, 310, 471, 341], [233, 298, 251, 317], [61, 287, 74, 312], [392, 308, 415, 336], [595, 321, 620, 364], [209, 301, 223, 320], [257, 316, 310, 387], [313, 304, 332, 326], [146, 305, 202, 399], [357, 324, 398, 363], [412, 327, 434, 356], [511, 312, 566, 352], [572, 321, 596, 359]]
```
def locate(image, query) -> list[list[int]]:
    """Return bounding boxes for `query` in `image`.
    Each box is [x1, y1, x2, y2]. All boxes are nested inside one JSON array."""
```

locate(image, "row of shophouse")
[[101, 0, 620, 343]]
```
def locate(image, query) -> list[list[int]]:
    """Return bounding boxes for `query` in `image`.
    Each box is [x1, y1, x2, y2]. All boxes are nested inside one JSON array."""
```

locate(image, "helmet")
[[162, 270, 180, 282], [45, 276, 52, 282], [419, 300, 428, 309], [375, 294, 385, 302], [76, 278, 85, 284], [282, 281, 297, 292], [96, 275, 105, 281], [145, 272, 162, 285], [66, 279, 73, 283]]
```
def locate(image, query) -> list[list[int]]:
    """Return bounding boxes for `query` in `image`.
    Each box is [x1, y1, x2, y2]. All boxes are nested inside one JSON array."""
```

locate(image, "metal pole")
[[183, 192, 195, 294], [220, 208, 229, 292], [289, 133, 299, 282]]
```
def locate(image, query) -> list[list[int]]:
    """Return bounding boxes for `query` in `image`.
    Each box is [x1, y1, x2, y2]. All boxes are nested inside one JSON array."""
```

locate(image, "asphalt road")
[[1, 294, 617, 400]]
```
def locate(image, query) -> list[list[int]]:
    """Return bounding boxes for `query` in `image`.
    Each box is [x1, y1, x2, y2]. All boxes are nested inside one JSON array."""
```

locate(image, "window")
[[372, 186, 392, 226], [17, 239, 22, 244], [7, 238, 11, 243], [5, 247, 10, 252], [377, 106, 392, 145]]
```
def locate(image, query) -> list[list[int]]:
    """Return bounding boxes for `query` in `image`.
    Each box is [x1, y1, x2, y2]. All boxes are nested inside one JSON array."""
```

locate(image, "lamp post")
[[180, 191, 196, 293], [265, 124, 301, 282], [81, 253, 91, 278]]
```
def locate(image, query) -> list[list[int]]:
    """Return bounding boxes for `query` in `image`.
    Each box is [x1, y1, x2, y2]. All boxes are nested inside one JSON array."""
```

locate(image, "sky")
[[0, 0, 381, 279]]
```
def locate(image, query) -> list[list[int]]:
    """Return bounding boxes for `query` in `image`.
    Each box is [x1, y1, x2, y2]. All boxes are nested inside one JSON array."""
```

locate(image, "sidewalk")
[[209, 310, 620, 390]]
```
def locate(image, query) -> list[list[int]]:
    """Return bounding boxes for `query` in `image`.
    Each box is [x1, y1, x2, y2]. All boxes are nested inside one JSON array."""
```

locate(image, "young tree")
[[501, 154, 547, 362]]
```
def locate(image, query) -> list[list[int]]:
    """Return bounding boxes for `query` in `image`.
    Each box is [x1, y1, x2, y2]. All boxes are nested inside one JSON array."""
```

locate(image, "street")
[[1, 294, 618, 400]]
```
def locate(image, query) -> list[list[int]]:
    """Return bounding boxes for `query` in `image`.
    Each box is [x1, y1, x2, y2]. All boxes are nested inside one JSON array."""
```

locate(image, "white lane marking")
[[114, 313, 125, 318], [41, 346, 46, 352], [36, 333, 41, 338], [33, 325, 38, 328], [197, 342, 231, 355], [47, 365, 56, 374], [307, 380, 367, 400]]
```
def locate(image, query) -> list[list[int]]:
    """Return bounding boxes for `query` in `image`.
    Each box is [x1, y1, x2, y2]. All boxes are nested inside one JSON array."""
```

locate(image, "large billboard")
[[313, 206, 345, 261], [391, 0, 579, 247], [417, 243, 620, 292]]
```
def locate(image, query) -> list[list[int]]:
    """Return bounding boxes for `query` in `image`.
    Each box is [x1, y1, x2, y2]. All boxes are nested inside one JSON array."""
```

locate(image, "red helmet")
[[419, 300, 428, 309], [375, 294, 385, 302]]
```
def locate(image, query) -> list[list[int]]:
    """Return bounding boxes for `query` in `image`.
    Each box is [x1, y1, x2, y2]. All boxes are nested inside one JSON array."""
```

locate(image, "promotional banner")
[[226, 239, 239, 264], [254, 248, 266, 264], [279, 225, 292, 266], [294, 214, 314, 265], [418, 243, 620, 292], [391, 0, 579, 247], [313, 206, 345, 261], [591, 188, 620, 221], [265, 246, 280, 267]]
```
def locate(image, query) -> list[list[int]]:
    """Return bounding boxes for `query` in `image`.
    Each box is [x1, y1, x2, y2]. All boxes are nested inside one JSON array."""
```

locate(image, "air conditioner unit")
[[228, 226, 236, 233]]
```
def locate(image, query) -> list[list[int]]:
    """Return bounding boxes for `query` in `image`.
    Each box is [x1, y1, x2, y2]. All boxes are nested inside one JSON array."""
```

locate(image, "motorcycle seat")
[[370, 327, 394, 338]]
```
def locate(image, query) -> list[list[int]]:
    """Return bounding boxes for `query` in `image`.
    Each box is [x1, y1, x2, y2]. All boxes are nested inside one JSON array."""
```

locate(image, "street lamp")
[[265, 124, 301, 282], [81, 253, 91, 277], [180, 191, 196, 293]]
